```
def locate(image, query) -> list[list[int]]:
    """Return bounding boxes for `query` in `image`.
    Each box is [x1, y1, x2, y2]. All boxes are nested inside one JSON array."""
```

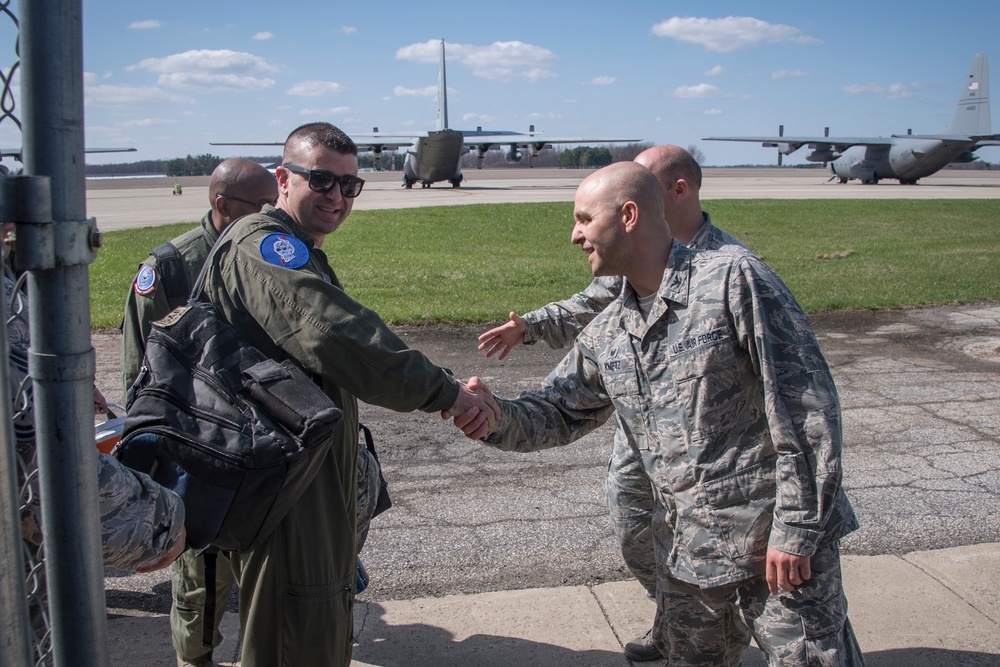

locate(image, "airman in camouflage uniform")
[[478, 145, 749, 661], [6, 275, 185, 571], [475, 162, 864, 666]]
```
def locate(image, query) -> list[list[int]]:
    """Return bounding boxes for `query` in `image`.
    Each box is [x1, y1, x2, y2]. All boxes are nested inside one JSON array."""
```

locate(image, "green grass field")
[[90, 199, 1000, 329]]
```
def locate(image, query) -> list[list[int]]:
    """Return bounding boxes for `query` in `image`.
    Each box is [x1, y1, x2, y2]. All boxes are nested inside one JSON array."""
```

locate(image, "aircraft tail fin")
[[437, 40, 449, 131], [945, 53, 991, 137]]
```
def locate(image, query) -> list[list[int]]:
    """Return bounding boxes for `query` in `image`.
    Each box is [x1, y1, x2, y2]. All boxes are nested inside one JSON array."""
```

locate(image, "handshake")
[[441, 376, 499, 440]]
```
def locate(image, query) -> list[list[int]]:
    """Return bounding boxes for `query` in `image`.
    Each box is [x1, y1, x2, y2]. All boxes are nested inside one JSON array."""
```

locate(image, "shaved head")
[[579, 161, 666, 223], [209, 158, 277, 203], [634, 144, 702, 191]]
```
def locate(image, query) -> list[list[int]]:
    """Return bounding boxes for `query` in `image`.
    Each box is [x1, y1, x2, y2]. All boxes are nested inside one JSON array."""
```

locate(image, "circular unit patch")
[[260, 233, 309, 269], [134, 265, 157, 296]]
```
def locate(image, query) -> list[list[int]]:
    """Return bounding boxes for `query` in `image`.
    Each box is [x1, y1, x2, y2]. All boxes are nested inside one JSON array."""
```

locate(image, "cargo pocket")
[[702, 457, 776, 559], [282, 577, 353, 667]]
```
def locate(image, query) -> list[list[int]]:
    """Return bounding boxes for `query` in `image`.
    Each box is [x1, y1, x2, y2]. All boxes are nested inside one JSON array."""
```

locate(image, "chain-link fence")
[[5, 262, 53, 666]]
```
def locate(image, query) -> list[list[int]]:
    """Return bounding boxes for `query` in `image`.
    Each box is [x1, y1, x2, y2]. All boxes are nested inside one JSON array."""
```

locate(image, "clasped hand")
[[441, 376, 500, 440]]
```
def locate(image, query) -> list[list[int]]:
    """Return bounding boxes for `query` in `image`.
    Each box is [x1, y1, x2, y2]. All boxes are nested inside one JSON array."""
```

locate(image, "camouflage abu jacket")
[[484, 242, 858, 588], [521, 214, 747, 349]]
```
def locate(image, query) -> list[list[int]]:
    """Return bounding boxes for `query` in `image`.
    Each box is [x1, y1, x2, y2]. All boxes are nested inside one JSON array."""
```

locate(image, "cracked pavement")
[[95, 301, 1000, 610]]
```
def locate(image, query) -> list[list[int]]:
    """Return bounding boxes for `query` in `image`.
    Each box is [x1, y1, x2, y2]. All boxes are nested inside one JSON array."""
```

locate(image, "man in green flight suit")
[[122, 157, 278, 667], [199, 122, 498, 667]]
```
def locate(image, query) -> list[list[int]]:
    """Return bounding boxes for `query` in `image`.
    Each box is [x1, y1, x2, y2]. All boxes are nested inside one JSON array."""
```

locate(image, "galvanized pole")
[[19, 0, 109, 665]]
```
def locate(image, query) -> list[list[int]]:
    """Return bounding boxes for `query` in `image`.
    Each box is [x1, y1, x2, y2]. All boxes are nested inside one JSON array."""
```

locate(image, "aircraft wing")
[[703, 135, 894, 153], [2, 147, 136, 157], [461, 132, 639, 148], [211, 134, 416, 151]]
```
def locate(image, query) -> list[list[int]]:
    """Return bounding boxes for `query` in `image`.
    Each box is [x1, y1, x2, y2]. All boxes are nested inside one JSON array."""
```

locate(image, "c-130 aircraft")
[[704, 53, 999, 184], [213, 40, 638, 189]]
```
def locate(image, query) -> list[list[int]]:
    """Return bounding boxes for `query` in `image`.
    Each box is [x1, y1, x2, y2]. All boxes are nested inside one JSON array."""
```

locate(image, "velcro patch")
[[134, 265, 157, 296], [260, 233, 308, 269]]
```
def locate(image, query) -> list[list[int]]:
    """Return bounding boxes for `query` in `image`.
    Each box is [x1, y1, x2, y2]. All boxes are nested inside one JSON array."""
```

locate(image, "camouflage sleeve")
[[121, 258, 174, 394], [728, 257, 844, 557], [522, 276, 622, 349], [97, 452, 185, 571], [483, 342, 616, 452]]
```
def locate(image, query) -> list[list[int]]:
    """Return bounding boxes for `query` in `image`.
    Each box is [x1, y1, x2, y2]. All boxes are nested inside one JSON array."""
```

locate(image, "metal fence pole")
[[19, 1, 108, 665]]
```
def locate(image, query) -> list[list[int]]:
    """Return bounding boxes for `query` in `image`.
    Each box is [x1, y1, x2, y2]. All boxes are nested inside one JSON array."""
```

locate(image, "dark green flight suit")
[[202, 206, 458, 667]]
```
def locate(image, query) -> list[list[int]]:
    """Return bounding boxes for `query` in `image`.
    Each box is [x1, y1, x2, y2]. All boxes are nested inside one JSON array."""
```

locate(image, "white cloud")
[[705, 65, 724, 77], [396, 40, 557, 82], [393, 85, 437, 98], [253, 32, 273, 41], [524, 68, 556, 81], [588, 76, 617, 86], [129, 20, 160, 30], [120, 118, 180, 127], [526, 112, 561, 121], [287, 81, 345, 96], [563, 98, 578, 104], [772, 69, 807, 79], [463, 113, 495, 124], [703, 108, 723, 115], [843, 82, 915, 99], [129, 50, 278, 91], [299, 106, 351, 116], [651, 16, 822, 53], [341, 26, 357, 34], [669, 83, 720, 99], [83, 72, 193, 106]]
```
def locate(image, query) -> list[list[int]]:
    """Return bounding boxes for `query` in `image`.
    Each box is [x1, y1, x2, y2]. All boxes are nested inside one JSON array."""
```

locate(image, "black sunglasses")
[[216, 193, 278, 212], [282, 164, 365, 198]]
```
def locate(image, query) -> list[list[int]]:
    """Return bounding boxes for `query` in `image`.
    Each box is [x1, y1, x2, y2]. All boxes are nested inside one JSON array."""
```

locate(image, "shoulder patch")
[[259, 233, 309, 269], [134, 265, 157, 296]]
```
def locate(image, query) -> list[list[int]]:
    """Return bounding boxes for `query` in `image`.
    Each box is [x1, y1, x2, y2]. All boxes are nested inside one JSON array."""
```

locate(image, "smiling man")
[[200, 122, 497, 667], [469, 162, 864, 667]]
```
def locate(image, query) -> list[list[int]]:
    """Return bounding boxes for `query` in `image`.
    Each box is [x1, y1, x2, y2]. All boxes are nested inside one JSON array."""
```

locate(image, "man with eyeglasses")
[[121, 157, 278, 667], [198, 122, 498, 667]]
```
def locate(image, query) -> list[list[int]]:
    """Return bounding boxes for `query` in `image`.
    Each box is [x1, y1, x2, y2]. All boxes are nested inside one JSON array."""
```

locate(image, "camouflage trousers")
[[604, 420, 657, 598], [170, 548, 237, 662], [653, 541, 865, 667]]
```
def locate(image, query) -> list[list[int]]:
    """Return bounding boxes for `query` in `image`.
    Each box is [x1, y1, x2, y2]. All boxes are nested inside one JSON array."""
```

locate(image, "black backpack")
[[116, 227, 342, 553]]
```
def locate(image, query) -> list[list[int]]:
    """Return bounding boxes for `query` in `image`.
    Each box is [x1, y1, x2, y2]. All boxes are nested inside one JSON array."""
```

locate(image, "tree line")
[[84, 143, 663, 177]]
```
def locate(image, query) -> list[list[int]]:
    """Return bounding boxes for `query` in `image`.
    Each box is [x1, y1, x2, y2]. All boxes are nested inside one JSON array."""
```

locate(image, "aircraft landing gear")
[[450, 178, 462, 188], [422, 181, 431, 189], [839, 177, 848, 184], [403, 176, 415, 189]]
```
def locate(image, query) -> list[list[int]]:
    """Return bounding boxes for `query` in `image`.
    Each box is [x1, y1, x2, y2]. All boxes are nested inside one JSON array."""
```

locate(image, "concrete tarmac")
[[96, 168, 1000, 666], [86, 167, 1000, 231]]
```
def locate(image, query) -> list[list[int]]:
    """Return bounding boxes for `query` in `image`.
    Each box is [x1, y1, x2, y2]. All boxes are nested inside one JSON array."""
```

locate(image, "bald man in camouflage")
[[478, 145, 748, 661], [471, 162, 863, 666]]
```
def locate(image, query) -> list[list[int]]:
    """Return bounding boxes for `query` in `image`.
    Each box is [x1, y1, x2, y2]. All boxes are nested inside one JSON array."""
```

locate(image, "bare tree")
[[686, 144, 706, 165]]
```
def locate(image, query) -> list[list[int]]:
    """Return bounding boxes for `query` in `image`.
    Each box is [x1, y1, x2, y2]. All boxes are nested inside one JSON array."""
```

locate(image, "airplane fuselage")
[[830, 139, 978, 184], [402, 129, 466, 188]]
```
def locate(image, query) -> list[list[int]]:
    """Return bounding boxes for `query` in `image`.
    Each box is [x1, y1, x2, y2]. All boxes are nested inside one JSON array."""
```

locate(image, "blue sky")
[[1, 0, 996, 166]]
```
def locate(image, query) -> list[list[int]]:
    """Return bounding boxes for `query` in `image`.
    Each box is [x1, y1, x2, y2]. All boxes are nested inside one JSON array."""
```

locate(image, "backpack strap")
[[149, 241, 189, 310]]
